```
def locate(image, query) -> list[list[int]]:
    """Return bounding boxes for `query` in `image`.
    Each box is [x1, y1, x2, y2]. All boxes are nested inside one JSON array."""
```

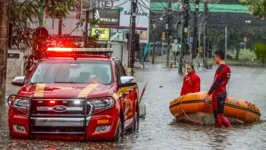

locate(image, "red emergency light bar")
[[46, 48, 113, 58], [47, 48, 73, 52]]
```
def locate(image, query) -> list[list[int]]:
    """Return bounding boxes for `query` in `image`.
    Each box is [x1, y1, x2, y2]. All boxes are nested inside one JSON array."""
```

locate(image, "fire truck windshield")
[[29, 60, 112, 85]]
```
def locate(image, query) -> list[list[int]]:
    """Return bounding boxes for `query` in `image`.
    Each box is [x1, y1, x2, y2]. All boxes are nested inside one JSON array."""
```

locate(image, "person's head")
[[187, 64, 195, 74], [214, 51, 225, 64]]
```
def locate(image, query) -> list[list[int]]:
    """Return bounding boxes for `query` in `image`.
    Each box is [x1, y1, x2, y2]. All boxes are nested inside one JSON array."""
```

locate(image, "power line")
[[138, 0, 183, 22], [198, 0, 221, 17], [82, 0, 129, 10], [138, 2, 166, 21], [139, 0, 166, 14]]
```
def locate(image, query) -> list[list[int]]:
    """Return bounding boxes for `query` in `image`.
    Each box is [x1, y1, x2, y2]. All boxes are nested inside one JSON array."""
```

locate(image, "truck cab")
[[8, 48, 139, 141]]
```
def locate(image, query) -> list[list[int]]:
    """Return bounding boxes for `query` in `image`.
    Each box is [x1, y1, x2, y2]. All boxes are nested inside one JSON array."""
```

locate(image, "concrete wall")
[[5, 50, 25, 97], [109, 41, 129, 68], [6, 50, 24, 80]]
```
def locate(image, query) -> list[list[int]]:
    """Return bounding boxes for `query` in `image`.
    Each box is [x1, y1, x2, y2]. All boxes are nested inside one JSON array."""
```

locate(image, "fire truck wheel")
[[112, 116, 124, 142], [132, 104, 139, 132]]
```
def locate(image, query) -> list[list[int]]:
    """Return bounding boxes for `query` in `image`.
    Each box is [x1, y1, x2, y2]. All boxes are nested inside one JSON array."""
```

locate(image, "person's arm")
[[193, 76, 200, 93], [207, 69, 224, 95]]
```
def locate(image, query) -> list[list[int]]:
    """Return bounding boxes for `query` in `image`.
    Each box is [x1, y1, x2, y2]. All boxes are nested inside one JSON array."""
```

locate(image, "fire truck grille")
[[29, 98, 92, 135], [30, 99, 91, 116]]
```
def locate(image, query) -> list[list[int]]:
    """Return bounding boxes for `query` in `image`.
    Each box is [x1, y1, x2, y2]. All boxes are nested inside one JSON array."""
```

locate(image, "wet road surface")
[[0, 64, 265, 149]]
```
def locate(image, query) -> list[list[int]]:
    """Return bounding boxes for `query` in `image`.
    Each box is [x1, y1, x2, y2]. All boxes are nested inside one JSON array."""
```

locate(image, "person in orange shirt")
[[180, 65, 201, 96]]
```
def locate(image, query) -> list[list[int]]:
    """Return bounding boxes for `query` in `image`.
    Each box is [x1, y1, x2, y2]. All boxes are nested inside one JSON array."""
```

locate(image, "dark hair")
[[187, 64, 195, 72], [214, 51, 225, 60]]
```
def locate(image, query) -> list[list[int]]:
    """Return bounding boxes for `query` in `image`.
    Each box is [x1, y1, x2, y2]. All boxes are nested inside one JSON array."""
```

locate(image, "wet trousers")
[[212, 92, 232, 128]]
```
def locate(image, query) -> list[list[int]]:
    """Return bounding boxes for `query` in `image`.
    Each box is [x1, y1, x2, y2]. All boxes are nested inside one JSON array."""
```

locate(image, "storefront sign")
[[113, 0, 150, 30], [91, 27, 110, 41], [95, 9, 120, 25], [100, 0, 114, 9]]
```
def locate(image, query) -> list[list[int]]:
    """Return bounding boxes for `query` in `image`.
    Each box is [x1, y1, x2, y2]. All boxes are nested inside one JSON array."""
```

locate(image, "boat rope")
[[180, 94, 202, 124]]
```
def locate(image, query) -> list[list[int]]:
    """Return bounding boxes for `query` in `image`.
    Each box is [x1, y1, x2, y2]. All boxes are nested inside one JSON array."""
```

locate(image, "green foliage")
[[241, 0, 266, 19], [208, 26, 266, 52], [86, 35, 100, 48], [10, 0, 78, 50], [254, 42, 266, 63], [10, 0, 40, 50], [39, 0, 78, 19]]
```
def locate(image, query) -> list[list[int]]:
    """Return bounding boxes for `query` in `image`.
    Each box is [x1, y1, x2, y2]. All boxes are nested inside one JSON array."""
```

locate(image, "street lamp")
[[152, 24, 157, 64]]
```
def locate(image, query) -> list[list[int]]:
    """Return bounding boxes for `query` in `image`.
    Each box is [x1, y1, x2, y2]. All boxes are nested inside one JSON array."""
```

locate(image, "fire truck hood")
[[17, 83, 115, 98]]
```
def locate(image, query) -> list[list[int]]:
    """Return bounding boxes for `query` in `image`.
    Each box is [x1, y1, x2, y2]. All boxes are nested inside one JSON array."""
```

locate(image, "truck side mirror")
[[11, 76, 25, 86]]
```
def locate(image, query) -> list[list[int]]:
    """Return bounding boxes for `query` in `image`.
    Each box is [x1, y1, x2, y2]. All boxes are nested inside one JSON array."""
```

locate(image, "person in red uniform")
[[180, 65, 201, 96], [204, 51, 232, 128]]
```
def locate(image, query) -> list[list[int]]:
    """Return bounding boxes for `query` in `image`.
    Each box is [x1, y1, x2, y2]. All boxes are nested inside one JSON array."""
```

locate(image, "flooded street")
[[1, 64, 266, 150]]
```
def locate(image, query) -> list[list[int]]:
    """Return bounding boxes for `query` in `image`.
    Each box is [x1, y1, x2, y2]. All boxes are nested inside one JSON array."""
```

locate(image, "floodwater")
[[0, 64, 265, 150]]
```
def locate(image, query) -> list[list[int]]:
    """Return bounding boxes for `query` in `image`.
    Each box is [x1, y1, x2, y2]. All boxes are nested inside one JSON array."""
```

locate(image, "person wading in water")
[[205, 51, 232, 128]]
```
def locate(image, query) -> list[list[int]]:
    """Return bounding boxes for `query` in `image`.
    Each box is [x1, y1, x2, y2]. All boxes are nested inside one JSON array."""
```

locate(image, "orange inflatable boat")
[[169, 92, 261, 124]]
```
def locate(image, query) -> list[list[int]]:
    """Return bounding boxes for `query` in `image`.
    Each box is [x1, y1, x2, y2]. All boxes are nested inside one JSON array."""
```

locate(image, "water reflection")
[[207, 129, 229, 150], [7, 139, 119, 150]]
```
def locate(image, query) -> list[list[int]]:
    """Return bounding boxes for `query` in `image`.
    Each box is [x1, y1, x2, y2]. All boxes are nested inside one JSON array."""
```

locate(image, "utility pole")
[[0, 0, 10, 99], [198, 24, 201, 50], [58, 19, 63, 36], [197, 22, 201, 70], [166, 0, 172, 67], [175, 21, 179, 65], [84, 0, 95, 48], [152, 24, 156, 64], [179, 13, 184, 73], [192, 0, 200, 63], [203, 1, 208, 66], [129, 0, 137, 76], [152, 37, 155, 64], [225, 26, 228, 60], [203, 24, 206, 62], [84, 10, 89, 48], [179, 0, 189, 74]]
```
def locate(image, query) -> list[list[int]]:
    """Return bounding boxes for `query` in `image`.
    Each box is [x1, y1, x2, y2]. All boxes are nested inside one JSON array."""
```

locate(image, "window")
[[115, 65, 121, 83], [29, 60, 112, 85], [115, 60, 126, 76]]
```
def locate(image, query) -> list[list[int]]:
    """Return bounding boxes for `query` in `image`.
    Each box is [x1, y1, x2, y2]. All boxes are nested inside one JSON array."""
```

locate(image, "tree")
[[207, 26, 266, 60], [8, 0, 80, 76], [241, 0, 266, 19], [0, 0, 10, 98], [254, 42, 266, 64], [9, 0, 78, 50]]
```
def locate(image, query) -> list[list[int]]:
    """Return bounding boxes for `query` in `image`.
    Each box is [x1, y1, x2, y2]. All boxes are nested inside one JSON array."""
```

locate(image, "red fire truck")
[[7, 48, 139, 141]]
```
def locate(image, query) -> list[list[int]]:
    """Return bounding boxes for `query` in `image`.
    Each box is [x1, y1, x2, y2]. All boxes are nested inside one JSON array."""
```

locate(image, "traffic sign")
[[244, 36, 247, 43], [199, 46, 203, 52], [189, 37, 193, 44], [162, 32, 166, 41], [100, 0, 114, 9]]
